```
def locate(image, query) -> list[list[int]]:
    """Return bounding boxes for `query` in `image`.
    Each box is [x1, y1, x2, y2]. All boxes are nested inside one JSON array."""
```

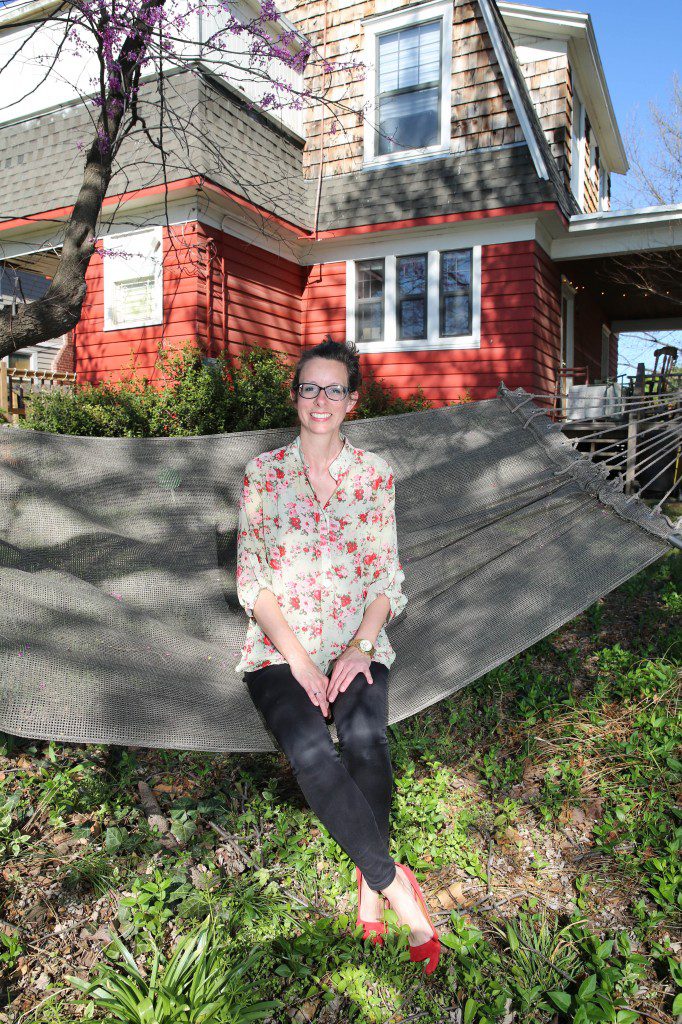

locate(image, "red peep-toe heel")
[[389, 863, 441, 975], [355, 867, 387, 946]]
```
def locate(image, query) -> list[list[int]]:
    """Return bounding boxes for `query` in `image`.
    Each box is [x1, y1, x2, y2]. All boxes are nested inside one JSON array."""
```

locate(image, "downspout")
[[312, 0, 329, 241]]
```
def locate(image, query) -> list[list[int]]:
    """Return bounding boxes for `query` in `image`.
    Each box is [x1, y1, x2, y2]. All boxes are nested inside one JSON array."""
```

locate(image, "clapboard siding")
[[75, 226, 594, 406], [198, 224, 306, 365], [297, 241, 553, 405], [76, 224, 201, 383]]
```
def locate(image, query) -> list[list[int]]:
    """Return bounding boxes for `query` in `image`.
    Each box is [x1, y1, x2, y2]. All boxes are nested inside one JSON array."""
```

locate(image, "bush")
[[20, 339, 448, 438]]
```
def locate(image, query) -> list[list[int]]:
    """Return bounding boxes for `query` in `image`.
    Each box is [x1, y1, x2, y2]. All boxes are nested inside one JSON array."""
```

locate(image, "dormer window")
[[362, 0, 453, 167], [377, 21, 441, 156]]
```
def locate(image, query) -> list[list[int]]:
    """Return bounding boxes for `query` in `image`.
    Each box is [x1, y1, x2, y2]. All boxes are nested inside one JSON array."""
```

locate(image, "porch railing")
[[0, 364, 77, 425]]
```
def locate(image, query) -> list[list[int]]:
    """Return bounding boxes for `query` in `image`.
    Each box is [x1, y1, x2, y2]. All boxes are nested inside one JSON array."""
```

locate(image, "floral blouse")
[[234, 431, 408, 675]]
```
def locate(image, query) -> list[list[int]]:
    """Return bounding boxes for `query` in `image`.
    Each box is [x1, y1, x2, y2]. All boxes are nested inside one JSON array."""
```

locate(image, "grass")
[[0, 547, 680, 1024]]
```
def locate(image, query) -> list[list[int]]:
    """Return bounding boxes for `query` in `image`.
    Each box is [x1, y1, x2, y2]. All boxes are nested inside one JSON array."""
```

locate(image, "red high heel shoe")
[[388, 863, 441, 975], [355, 867, 387, 946]]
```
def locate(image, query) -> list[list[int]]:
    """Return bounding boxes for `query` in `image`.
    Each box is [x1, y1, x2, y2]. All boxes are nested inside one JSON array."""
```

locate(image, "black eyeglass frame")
[[295, 382, 350, 401]]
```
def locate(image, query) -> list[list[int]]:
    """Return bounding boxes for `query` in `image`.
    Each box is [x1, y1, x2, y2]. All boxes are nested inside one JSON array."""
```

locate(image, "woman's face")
[[291, 357, 358, 439]]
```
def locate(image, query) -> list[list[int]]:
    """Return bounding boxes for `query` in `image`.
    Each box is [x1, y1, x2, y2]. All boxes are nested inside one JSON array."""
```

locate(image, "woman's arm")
[[236, 466, 312, 668], [362, 465, 408, 624]]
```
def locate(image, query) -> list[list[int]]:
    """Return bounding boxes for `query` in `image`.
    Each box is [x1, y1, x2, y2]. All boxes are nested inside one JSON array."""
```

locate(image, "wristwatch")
[[347, 637, 375, 658]]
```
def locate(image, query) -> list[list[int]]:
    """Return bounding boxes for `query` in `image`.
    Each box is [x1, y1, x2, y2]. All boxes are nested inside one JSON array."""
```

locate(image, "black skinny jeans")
[[244, 660, 397, 892]]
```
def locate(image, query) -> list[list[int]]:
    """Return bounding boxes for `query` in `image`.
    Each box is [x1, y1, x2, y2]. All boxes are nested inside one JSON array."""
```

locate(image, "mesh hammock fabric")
[[0, 382, 680, 753]]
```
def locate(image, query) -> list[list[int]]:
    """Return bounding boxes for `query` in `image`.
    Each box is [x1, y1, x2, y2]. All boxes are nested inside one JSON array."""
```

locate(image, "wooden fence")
[[0, 364, 77, 424]]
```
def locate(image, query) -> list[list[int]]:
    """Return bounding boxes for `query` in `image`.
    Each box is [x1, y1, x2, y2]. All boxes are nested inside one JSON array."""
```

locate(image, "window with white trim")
[[347, 246, 481, 352], [396, 253, 427, 340], [570, 75, 587, 208], [102, 227, 163, 331], [377, 21, 441, 156], [440, 249, 472, 337], [355, 258, 385, 343], [363, 0, 453, 167]]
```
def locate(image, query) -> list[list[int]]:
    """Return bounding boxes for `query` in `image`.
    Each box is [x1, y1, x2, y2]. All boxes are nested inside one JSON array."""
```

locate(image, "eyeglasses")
[[297, 383, 349, 401]]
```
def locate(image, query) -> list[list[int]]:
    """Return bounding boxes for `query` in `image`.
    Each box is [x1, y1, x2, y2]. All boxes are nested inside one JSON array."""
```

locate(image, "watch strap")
[[347, 638, 375, 658]]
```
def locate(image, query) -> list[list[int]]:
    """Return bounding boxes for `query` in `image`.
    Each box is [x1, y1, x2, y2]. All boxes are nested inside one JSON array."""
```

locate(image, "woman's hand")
[[289, 653, 331, 718], [326, 647, 373, 704]]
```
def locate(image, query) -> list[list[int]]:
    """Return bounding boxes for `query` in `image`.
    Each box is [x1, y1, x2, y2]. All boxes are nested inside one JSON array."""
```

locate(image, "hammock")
[[1, 382, 680, 753]]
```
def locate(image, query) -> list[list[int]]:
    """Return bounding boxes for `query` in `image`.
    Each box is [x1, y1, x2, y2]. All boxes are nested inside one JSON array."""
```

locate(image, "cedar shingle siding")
[[0, 1, 579, 234]]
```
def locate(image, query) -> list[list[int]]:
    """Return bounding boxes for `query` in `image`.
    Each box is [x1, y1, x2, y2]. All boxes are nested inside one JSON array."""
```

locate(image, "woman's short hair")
[[291, 336, 362, 396]]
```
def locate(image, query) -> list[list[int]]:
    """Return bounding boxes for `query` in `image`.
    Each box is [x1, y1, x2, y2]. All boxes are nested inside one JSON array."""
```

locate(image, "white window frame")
[[3, 349, 37, 371], [346, 246, 481, 352], [598, 163, 610, 212], [102, 226, 163, 332], [362, 0, 453, 169], [570, 84, 586, 209]]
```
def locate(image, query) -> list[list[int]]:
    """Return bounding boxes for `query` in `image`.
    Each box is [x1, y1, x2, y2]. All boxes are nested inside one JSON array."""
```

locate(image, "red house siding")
[[534, 242, 563, 397], [75, 222, 306, 383], [198, 223, 305, 365], [301, 241, 563, 407], [76, 223, 203, 383], [75, 222, 609, 404]]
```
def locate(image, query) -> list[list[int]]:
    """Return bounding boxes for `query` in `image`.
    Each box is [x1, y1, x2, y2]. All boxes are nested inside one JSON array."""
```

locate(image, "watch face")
[[359, 639, 372, 652]]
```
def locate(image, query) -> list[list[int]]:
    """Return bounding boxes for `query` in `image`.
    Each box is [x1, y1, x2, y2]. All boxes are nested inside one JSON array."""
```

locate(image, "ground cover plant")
[[0, 524, 680, 1023]]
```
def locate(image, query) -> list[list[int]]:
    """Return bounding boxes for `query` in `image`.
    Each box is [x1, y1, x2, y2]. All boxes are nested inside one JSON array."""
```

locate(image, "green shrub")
[[19, 339, 447, 437]]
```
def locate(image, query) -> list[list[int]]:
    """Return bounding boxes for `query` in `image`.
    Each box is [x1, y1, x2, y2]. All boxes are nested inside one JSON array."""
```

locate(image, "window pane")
[[8, 353, 32, 370], [417, 22, 441, 84], [378, 21, 440, 93], [357, 260, 384, 301], [441, 250, 471, 291], [440, 250, 472, 337], [397, 254, 427, 340], [113, 276, 155, 326], [442, 295, 470, 336], [356, 259, 384, 342], [378, 86, 440, 154]]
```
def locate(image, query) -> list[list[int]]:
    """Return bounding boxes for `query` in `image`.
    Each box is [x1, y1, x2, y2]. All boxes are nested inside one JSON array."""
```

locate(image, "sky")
[[529, 0, 680, 209]]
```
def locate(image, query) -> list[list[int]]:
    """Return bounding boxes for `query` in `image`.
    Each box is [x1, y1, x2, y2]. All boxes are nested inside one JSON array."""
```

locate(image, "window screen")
[[111, 277, 156, 327]]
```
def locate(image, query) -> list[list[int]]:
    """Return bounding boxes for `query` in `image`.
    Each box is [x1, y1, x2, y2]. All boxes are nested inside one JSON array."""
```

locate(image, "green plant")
[[0, 927, 23, 977], [117, 868, 195, 946], [20, 338, 434, 438], [59, 849, 122, 898], [67, 915, 280, 1023]]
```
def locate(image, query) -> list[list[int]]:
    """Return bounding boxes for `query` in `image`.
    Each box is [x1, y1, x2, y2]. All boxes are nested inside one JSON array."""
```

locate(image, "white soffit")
[[498, 1, 628, 175], [552, 204, 682, 259]]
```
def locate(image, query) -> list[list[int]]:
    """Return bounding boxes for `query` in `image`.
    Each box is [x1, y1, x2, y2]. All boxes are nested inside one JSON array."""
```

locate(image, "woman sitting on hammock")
[[235, 337, 441, 975]]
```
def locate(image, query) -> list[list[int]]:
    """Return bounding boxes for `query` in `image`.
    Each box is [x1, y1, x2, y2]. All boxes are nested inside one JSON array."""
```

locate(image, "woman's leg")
[[331, 661, 393, 850], [245, 663, 396, 892]]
